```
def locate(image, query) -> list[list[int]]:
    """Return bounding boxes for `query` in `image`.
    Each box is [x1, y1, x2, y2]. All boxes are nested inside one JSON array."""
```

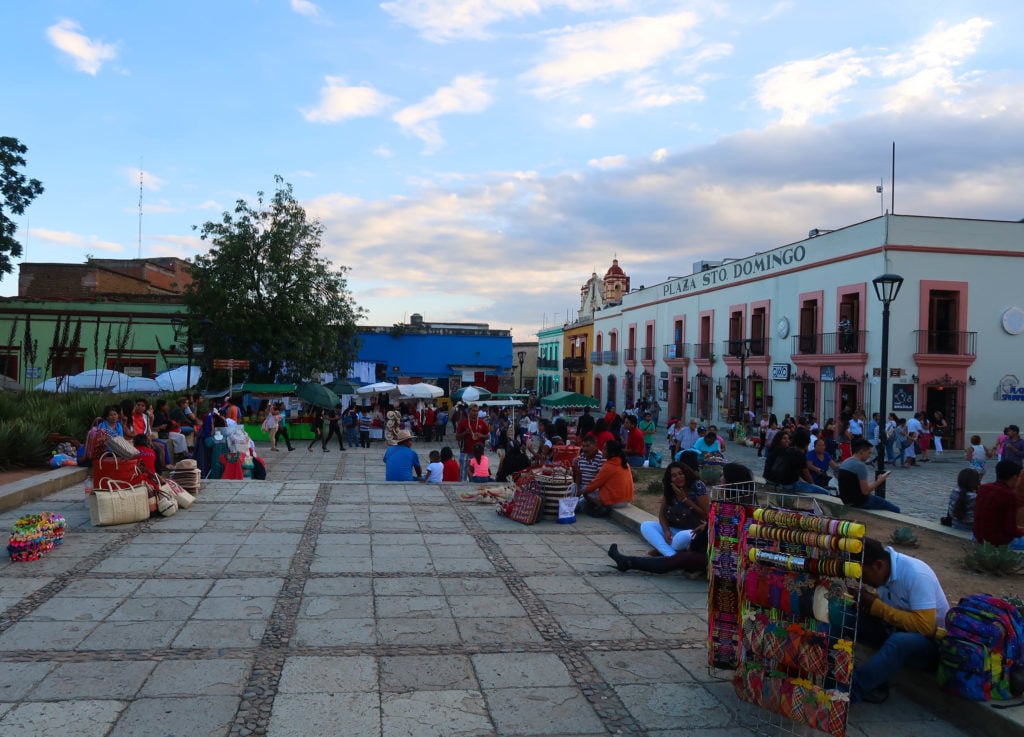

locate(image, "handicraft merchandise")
[[707, 486, 864, 737], [7, 512, 66, 562]]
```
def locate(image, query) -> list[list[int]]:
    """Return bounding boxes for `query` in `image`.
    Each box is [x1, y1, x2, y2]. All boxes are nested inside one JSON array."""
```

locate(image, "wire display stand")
[[707, 483, 865, 737]]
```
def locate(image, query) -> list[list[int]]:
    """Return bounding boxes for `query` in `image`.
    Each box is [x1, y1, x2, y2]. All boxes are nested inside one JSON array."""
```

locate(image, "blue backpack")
[[937, 594, 1024, 700]]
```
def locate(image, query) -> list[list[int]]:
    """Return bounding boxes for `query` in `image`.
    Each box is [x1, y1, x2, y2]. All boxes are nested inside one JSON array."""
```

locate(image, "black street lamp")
[[728, 339, 751, 425], [872, 273, 904, 498], [517, 350, 526, 392]]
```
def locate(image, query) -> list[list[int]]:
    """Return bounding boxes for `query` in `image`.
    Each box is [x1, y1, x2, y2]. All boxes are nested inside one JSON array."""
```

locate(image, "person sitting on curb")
[[639, 461, 709, 557], [973, 460, 1024, 551], [383, 429, 421, 481], [837, 439, 900, 512], [582, 440, 634, 518], [850, 538, 949, 704]]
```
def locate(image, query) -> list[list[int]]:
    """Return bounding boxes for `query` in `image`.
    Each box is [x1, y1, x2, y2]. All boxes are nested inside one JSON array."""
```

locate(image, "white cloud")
[[651, 148, 668, 162], [588, 155, 627, 169], [122, 167, 167, 191], [374, 146, 394, 158], [301, 77, 395, 123], [756, 49, 870, 125], [28, 228, 122, 252], [393, 75, 494, 152], [145, 234, 206, 257], [522, 12, 700, 96], [624, 74, 703, 108], [381, 0, 629, 42], [290, 0, 320, 17], [575, 113, 595, 128], [195, 200, 223, 210], [286, 170, 316, 179], [45, 19, 117, 75]]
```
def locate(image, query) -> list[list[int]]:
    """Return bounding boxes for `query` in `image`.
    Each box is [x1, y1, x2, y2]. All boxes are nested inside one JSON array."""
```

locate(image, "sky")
[[3, 1, 1022, 341]]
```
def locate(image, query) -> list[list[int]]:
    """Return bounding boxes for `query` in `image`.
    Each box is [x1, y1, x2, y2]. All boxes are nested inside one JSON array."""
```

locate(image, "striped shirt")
[[574, 450, 605, 488]]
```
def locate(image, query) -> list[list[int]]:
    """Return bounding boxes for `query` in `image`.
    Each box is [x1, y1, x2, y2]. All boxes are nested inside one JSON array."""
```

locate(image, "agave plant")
[[889, 527, 919, 547], [963, 542, 1024, 576]]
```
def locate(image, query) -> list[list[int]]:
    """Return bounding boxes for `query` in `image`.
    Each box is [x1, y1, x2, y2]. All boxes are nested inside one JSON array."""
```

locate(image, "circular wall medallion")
[[1001, 307, 1024, 335], [775, 317, 790, 339]]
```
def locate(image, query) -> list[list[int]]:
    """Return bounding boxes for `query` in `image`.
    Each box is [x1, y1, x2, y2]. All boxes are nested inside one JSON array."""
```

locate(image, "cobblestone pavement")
[[0, 440, 983, 737]]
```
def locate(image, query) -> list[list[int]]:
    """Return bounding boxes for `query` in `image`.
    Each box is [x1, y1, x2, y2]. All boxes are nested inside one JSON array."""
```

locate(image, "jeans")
[[345, 426, 357, 448], [852, 631, 938, 701], [781, 480, 831, 495], [640, 520, 694, 557], [1011, 537, 1024, 551], [858, 495, 901, 513], [627, 455, 645, 468], [459, 451, 469, 481]]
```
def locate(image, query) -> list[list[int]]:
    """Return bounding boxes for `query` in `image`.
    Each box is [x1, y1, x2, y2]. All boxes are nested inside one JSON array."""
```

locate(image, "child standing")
[[422, 450, 444, 483], [468, 443, 491, 482]]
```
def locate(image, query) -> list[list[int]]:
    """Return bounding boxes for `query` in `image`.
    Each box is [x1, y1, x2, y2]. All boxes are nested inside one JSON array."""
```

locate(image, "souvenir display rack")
[[707, 484, 864, 737]]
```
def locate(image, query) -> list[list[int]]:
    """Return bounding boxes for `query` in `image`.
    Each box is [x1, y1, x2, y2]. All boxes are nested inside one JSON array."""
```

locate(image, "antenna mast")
[[138, 163, 143, 258]]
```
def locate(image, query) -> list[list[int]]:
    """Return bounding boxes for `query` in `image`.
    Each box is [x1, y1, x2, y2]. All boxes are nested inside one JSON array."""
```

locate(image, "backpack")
[[937, 594, 1024, 700]]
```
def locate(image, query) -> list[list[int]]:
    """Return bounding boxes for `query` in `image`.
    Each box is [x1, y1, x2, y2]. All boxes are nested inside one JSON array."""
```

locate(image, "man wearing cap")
[[384, 429, 421, 481]]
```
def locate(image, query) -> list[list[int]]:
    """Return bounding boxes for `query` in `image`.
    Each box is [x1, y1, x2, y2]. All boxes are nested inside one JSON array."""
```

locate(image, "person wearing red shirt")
[[440, 446, 461, 482], [590, 418, 616, 454], [623, 414, 646, 467], [455, 405, 490, 481], [973, 460, 1024, 550]]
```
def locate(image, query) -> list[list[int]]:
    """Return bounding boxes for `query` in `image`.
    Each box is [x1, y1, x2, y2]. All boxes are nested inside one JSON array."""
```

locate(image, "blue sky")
[[3, 1, 1022, 340]]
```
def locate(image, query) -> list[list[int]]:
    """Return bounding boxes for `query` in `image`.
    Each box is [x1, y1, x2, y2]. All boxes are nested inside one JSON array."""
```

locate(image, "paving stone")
[[23, 595, 123, 622], [615, 682, 731, 730], [107, 695, 238, 737], [291, 617, 376, 647], [381, 689, 492, 737], [0, 699, 125, 737], [140, 659, 250, 697], [299, 595, 374, 619], [191, 596, 277, 620], [484, 686, 605, 736], [267, 692, 379, 737], [79, 620, 184, 650], [0, 661, 54, 701], [31, 660, 156, 700], [447, 594, 528, 618], [0, 619, 97, 650], [108, 596, 202, 621], [279, 655, 377, 693], [377, 617, 460, 646], [455, 616, 547, 644], [172, 620, 267, 649], [302, 577, 373, 596], [0, 576, 55, 599], [380, 655, 478, 693], [587, 650, 695, 685], [472, 653, 574, 689], [136, 579, 215, 597], [374, 595, 448, 618]]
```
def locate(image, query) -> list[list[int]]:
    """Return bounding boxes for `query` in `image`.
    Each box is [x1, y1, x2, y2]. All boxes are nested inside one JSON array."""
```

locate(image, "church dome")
[[605, 259, 625, 277]]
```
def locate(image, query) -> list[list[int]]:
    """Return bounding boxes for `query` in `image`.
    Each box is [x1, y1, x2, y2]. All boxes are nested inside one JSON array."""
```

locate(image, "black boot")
[[607, 544, 631, 572]]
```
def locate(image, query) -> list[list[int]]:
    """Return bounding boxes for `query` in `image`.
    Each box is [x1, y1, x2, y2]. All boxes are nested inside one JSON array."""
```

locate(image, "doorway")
[[925, 386, 960, 450]]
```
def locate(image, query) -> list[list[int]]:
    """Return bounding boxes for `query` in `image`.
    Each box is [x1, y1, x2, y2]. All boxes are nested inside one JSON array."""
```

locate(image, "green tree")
[[0, 137, 45, 279], [186, 176, 363, 383]]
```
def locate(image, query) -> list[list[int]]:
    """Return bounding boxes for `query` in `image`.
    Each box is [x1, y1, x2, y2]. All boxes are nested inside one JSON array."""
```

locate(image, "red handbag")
[[93, 452, 142, 490]]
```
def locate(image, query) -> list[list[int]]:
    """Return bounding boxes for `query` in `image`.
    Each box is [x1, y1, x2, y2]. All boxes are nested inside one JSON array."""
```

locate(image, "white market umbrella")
[[34, 376, 72, 393], [68, 369, 130, 392], [120, 376, 163, 394], [356, 381, 399, 396], [398, 382, 444, 399], [155, 365, 203, 392], [453, 386, 491, 403]]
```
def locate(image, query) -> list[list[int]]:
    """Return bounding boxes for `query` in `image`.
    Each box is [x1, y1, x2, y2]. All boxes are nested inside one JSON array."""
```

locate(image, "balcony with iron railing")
[[721, 337, 771, 358], [589, 351, 603, 366], [692, 342, 714, 360], [537, 358, 559, 370], [640, 346, 656, 362], [602, 350, 619, 365], [663, 343, 688, 360], [623, 347, 637, 362], [563, 356, 587, 373], [791, 330, 868, 356], [913, 330, 977, 356]]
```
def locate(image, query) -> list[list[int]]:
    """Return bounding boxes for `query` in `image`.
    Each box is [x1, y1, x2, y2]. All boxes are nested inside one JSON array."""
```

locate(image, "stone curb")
[[0, 466, 89, 514]]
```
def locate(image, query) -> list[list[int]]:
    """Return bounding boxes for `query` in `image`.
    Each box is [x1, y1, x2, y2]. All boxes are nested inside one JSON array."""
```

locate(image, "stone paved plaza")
[[0, 439, 998, 737]]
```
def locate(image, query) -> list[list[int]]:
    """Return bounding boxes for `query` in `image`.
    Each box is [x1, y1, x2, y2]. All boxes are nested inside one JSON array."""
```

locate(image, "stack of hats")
[[167, 458, 201, 496]]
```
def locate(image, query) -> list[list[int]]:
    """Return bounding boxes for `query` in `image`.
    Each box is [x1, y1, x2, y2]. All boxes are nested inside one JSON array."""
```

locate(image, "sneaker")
[[860, 684, 890, 704], [323, 448, 331, 452]]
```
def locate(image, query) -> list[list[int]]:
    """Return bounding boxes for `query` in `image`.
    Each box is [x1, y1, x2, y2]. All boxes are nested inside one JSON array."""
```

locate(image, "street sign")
[[213, 359, 250, 370]]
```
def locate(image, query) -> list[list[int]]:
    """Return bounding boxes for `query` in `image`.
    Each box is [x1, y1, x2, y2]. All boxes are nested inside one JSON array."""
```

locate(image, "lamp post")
[[872, 273, 903, 498], [517, 350, 526, 392], [728, 339, 751, 426]]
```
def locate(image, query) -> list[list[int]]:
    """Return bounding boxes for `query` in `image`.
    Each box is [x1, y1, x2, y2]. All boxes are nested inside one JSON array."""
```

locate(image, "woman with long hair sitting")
[[944, 467, 980, 531], [582, 440, 634, 517], [639, 461, 709, 557]]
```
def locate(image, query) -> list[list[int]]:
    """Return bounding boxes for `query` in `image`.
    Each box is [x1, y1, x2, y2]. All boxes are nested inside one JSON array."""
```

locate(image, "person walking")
[[357, 408, 372, 448], [342, 404, 358, 448], [307, 407, 326, 451], [322, 403, 344, 451], [274, 403, 295, 451]]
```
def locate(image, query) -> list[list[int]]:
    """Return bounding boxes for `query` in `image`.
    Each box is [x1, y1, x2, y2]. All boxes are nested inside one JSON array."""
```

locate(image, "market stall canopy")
[[33, 376, 72, 393], [539, 391, 600, 409], [228, 382, 297, 395], [478, 399, 523, 408], [356, 381, 400, 396], [398, 382, 444, 399], [453, 386, 492, 403], [68, 369, 131, 392], [327, 378, 363, 395], [154, 365, 203, 392], [119, 377, 162, 394], [295, 383, 341, 409]]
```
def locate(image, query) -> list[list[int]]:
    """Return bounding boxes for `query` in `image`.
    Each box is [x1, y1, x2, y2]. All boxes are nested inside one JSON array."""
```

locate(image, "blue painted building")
[[352, 314, 512, 395]]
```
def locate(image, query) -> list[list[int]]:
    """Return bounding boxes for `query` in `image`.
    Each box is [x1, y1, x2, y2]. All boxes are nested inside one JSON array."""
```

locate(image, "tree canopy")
[[185, 176, 363, 383], [0, 137, 45, 280]]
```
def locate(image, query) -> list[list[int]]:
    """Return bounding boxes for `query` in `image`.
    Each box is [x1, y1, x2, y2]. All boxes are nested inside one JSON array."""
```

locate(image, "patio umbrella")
[[120, 377, 163, 394], [398, 382, 444, 399], [326, 378, 362, 395], [34, 376, 72, 393], [296, 382, 341, 409], [356, 381, 399, 396], [155, 365, 203, 392], [68, 369, 130, 392], [453, 386, 491, 403]]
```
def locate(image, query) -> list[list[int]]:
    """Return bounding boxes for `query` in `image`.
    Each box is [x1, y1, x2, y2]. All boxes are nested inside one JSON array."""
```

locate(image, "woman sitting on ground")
[[607, 463, 753, 575], [806, 437, 839, 489], [639, 461, 709, 557], [582, 440, 634, 517], [944, 467, 980, 532], [495, 442, 531, 481]]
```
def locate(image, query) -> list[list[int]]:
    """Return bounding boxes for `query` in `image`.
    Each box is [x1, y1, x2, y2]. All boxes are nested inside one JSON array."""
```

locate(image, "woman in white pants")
[[640, 461, 710, 557]]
